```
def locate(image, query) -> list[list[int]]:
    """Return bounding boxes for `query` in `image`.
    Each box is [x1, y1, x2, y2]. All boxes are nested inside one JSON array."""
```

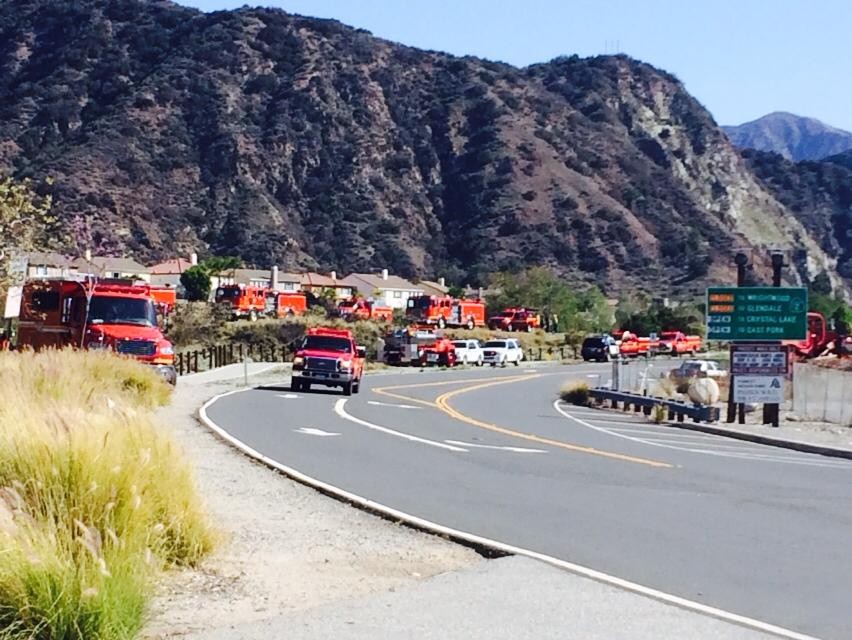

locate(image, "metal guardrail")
[[589, 388, 720, 423]]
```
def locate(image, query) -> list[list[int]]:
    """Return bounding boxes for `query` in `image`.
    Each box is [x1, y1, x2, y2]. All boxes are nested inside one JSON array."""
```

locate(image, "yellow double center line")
[[374, 375, 671, 469]]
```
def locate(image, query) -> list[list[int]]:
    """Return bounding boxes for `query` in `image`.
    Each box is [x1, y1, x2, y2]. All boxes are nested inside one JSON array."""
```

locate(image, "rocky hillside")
[[742, 149, 852, 283], [723, 112, 852, 162], [0, 1, 849, 295]]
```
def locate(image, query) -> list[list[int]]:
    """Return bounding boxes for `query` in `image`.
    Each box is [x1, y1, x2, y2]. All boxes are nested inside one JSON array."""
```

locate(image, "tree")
[[200, 256, 241, 277], [447, 284, 465, 298], [180, 265, 211, 301], [0, 175, 54, 291]]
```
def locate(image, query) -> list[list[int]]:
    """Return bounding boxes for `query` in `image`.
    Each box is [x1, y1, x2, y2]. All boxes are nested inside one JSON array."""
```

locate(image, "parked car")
[[581, 335, 618, 362], [452, 339, 484, 366], [668, 360, 728, 385], [482, 339, 524, 367]]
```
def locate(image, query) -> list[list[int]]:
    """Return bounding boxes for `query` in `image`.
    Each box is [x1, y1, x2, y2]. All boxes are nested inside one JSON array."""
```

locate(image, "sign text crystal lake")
[[706, 287, 807, 341]]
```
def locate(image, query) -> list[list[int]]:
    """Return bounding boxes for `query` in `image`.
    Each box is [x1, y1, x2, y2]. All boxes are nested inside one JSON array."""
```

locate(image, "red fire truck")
[[405, 295, 485, 329], [215, 284, 267, 320], [337, 297, 393, 322], [613, 330, 660, 358], [487, 307, 541, 332], [266, 291, 307, 318], [659, 331, 701, 356], [15, 279, 177, 384], [291, 327, 365, 395]]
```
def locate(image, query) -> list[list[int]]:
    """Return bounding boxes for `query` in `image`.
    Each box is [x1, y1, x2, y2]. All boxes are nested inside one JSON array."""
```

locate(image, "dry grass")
[[0, 350, 213, 639], [560, 381, 590, 406]]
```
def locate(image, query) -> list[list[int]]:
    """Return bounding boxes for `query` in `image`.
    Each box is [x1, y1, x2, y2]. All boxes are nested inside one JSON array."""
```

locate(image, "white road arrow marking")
[[367, 400, 422, 410], [277, 394, 300, 399], [444, 440, 546, 453], [294, 428, 340, 437]]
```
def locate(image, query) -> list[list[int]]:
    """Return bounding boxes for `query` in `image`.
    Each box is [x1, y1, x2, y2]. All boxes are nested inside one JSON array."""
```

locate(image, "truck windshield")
[[408, 297, 432, 309], [88, 296, 157, 327], [216, 287, 239, 299], [302, 336, 351, 353]]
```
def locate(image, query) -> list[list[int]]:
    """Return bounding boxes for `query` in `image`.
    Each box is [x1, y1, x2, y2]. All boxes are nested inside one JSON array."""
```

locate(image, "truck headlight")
[[158, 343, 174, 355], [338, 359, 352, 370], [293, 356, 304, 369]]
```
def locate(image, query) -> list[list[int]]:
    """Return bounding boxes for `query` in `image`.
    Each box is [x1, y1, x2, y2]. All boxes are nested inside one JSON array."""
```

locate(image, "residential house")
[[300, 272, 352, 300], [23, 251, 75, 279], [341, 270, 423, 309], [148, 254, 198, 290], [418, 278, 449, 298], [227, 267, 302, 292], [72, 251, 150, 282]]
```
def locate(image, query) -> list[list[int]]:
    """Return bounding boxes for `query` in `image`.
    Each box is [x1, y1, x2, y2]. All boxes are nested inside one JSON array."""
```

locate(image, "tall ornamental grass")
[[0, 350, 214, 639]]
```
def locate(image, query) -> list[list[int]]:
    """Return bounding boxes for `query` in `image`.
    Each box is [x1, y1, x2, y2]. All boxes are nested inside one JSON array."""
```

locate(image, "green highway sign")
[[706, 287, 807, 341]]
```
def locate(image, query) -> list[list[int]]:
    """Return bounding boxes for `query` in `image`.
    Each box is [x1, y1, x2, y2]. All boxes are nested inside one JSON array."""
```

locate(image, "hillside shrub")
[[560, 381, 590, 406], [0, 350, 213, 640]]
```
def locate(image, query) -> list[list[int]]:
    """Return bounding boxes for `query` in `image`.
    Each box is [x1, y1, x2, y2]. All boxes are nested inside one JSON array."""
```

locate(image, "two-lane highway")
[[202, 362, 852, 639]]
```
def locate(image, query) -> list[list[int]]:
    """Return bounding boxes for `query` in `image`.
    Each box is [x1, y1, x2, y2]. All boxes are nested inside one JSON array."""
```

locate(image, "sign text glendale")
[[706, 287, 807, 341]]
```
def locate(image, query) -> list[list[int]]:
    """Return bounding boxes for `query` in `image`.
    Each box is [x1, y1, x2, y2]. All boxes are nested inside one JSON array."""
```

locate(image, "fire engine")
[[337, 297, 393, 322], [787, 311, 851, 359], [266, 291, 307, 318], [215, 284, 267, 320], [15, 278, 177, 384], [405, 295, 485, 329], [487, 307, 541, 332], [291, 327, 365, 395], [383, 326, 456, 366]]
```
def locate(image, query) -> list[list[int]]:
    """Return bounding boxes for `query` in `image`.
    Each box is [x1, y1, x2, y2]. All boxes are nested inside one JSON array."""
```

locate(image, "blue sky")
[[177, 0, 852, 131]]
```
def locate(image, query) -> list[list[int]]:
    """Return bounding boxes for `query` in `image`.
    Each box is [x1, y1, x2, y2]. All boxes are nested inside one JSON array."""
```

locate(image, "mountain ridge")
[[723, 112, 852, 162], [0, 0, 849, 296]]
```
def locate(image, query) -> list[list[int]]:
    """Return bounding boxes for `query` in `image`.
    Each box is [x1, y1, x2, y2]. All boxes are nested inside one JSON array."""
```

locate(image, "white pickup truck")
[[482, 339, 524, 367]]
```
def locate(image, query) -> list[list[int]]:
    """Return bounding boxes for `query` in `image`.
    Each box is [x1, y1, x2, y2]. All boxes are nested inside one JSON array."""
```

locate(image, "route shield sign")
[[706, 287, 807, 341]]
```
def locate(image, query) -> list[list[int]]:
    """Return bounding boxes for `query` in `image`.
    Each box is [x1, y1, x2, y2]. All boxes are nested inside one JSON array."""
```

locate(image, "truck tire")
[[513, 357, 520, 366], [501, 357, 507, 368], [342, 382, 353, 396], [291, 379, 301, 392], [353, 378, 361, 394], [466, 318, 475, 330]]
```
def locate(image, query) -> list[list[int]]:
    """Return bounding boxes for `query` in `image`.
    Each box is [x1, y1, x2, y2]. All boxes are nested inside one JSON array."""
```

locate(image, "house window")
[[35, 266, 47, 276], [393, 291, 401, 298]]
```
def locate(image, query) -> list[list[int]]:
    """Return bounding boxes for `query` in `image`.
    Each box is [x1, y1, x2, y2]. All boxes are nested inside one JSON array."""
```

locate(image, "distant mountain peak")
[[723, 112, 852, 161]]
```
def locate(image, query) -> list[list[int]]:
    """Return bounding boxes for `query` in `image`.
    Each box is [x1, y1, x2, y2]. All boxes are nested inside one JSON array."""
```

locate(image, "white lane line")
[[554, 401, 852, 469], [367, 400, 422, 410], [198, 389, 821, 640], [334, 399, 467, 452], [294, 427, 340, 437], [277, 393, 300, 399], [444, 440, 547, 454]]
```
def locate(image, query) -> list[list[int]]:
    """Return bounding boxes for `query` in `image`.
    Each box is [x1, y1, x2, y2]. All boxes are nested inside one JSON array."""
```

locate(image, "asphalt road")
[[204, 360, 852, 640]]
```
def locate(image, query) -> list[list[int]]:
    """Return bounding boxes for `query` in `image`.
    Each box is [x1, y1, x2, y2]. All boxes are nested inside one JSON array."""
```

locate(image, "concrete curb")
[[659, 421, 852, 461]]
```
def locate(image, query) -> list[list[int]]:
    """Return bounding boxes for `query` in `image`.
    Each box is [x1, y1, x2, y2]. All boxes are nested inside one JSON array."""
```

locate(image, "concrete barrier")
[[792, 363, 852, 426]]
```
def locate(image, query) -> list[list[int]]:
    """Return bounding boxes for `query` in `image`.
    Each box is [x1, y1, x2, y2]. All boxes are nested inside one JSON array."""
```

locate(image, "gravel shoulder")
[[142, 366, 480, 638]]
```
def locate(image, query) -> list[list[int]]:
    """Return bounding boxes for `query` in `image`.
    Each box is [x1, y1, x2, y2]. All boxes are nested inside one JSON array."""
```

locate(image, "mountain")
[[0, 1, 848, 296], [723, 112, 852, 162]]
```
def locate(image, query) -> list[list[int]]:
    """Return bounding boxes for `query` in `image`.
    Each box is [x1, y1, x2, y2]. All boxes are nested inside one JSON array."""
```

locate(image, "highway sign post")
[[706, 287, 807, 341]]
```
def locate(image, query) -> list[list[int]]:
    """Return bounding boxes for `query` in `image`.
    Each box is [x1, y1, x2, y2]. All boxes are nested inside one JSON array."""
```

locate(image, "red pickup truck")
[[659, 331, 701, 356], [291, 327, 365, 395]]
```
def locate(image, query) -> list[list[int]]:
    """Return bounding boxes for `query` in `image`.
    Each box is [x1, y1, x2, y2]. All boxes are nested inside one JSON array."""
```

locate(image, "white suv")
[[452, 339, 484, 366], [482, 339, 524, 367]]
